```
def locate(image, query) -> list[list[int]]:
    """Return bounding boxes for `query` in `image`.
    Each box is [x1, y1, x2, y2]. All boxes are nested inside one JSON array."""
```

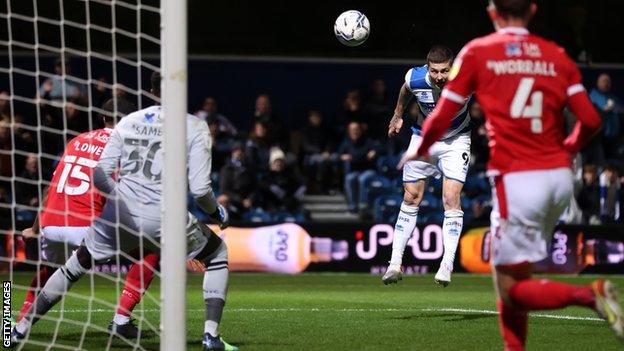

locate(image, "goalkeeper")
[[13, 72, 237, 351]]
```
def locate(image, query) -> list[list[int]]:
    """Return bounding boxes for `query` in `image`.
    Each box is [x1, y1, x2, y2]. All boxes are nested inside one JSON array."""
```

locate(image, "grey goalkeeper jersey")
[[94, 105, 217, 220]]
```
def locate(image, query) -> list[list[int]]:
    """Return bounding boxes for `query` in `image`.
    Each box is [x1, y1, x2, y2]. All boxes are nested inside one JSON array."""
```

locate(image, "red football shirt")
[[416, 27, 600, 175], [39, 128, 111, 227]]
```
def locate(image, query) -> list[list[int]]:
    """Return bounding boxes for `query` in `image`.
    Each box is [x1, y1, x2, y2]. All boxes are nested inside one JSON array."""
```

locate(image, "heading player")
[[383, 45, 471, 286], [13, 73, 238, 351], [398, 0, 623, 348]]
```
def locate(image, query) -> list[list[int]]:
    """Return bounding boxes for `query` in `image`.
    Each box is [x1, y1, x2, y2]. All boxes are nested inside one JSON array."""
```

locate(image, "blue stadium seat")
[[376, 155, 401, 179], [362, 175, 393, 207], [392, 176, 404, 192], [373, 193, 403, 223], [426, 177, 443, 197], [419, 193, 442, 215], [463, 172, 490, 198], [243, 208, 272, 223], [272, 211, 299, 223]]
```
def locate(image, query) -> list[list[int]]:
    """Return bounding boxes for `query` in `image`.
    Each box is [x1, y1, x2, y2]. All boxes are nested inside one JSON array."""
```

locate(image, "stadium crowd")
[[0, 59, 622, 226]]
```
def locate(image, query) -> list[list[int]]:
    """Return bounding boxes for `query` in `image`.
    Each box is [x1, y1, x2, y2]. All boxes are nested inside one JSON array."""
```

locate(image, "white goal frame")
[[160, 0, 188, 350]]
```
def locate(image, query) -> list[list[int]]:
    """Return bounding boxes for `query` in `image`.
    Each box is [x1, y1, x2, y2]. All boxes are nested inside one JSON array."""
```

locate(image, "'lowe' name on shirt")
[[72, 141, 104, 156], [131, 124, 163, 136], [486, 59, 556, 77]]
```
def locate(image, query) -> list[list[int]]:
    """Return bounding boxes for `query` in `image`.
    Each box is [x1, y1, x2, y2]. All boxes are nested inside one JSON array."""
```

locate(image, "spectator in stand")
[[38, 58, 86, 104], [196, 97, 238, 138], [300, 110, 336, 194], [11, 115, 39, 174], [338, 121, 381, 213], [0, 186, 10, 220], [257, 147, 306, 214], [218, 143, 257, 219], [15, 154, 41, 221], [64, 99, 90, 136], [363, 78, 393, 140], [599, 165, 621, 224], [0, 91, 10, 118], [590, 73, 623, 161], [245, 120, 274, 175], [208, 116, 237, 176], [0, 118, 12, 178], [252, 94, 287, 149], [469, 101, 489, 173], [336, 89, 366, 130], [576, 164, 601, 224], [92, 76, 110, 111]]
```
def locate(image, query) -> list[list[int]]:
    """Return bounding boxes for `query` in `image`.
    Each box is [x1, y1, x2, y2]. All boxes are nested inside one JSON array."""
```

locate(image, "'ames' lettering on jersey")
[[131, 124, 163, 136]]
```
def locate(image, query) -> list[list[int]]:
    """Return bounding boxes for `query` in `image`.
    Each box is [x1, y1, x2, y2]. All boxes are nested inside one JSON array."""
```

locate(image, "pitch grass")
[[4, 272, 624, 350]]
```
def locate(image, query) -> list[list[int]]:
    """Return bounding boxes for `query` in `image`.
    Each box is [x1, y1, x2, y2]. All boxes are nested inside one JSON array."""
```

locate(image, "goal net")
[[0, 0, 179, 349]]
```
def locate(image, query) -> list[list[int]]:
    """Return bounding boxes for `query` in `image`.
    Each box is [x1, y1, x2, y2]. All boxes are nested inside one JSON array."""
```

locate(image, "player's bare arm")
[[388, 83, 412, 137]]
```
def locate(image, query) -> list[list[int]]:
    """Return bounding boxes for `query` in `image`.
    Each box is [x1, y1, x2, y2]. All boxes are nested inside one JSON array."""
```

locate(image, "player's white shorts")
[[40, 226, 89, 265], [85, 192, 210, 262], [402, 132, 471, 183], [489, 167, 573, 266]]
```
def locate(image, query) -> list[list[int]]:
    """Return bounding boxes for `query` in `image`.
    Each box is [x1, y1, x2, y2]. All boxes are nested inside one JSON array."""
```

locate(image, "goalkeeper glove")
[[209, 203, 230, 230]]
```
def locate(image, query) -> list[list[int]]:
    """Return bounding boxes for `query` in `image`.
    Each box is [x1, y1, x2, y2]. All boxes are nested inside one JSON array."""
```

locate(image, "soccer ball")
[[334, 10, 370, 47]]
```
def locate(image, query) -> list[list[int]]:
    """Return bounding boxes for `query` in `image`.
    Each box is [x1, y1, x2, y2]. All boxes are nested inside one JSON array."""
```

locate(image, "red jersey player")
[[398, 0, 623, 349], [19, 98, 159, 340]]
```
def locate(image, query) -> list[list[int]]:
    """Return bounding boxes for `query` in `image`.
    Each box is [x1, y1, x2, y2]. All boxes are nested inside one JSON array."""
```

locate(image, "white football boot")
[[382, 264, 403, 285], [434, 262, 453, 287]]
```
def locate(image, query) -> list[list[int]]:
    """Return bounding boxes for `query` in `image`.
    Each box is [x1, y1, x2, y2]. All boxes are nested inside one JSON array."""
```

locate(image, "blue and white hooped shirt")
[[405, 65, 471, 139]]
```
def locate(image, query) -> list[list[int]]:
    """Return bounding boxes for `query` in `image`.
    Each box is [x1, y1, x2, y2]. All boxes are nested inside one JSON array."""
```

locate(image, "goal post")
[[1, 0, 190, 349], [160, 0, 188, 350]]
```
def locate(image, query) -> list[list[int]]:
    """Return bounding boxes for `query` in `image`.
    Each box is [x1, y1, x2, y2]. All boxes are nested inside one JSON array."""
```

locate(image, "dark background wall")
[[2, 0, 624, 63]]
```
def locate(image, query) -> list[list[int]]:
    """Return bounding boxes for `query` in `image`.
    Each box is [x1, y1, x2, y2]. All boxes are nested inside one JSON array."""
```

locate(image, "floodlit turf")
[[4, 272, 624, 350]]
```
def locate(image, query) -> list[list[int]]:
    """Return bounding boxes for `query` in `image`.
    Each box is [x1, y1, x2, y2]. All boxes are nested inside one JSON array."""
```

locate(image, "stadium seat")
[[392, 176, 403, 192], [272, 211, 298, 222], [373, 193, 403, 223], [361, 174, 392, 207], [419, 193, 442, 215], [243, 208, 272, 223], [376, 155, 401, 179], [426, 177, 443, 197], [463, 172, 490, 198]]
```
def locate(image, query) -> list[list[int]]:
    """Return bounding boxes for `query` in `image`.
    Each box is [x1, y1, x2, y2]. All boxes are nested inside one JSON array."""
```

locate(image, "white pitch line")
[[47, 307, 603, 322], [422, 307, 603, 322]]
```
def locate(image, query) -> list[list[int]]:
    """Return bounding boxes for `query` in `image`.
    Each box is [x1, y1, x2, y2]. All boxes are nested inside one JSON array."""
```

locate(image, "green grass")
[[4, 272, 623, 350]]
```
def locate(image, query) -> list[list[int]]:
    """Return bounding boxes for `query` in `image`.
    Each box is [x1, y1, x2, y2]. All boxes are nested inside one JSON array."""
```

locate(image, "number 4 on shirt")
[[511, 77, 543, 134]]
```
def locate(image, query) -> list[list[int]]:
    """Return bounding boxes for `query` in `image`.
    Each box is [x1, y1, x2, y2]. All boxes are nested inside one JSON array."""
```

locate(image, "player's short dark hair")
[[151, 71, 161, 96], [427, 45, 454, 64], [493, 0, 533, 19], [101, 98, 137, 124]]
